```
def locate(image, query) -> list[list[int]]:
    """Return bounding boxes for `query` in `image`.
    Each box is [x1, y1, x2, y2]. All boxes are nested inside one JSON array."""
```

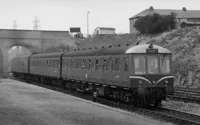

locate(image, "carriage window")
[[134, 56, 146, 74], [92, 59, 95, 69], [160, 55, 170, 74], [147, 56, 158, 74], [96, 59, 99, 70], [57, 60, 60, 68], [103, 59, 106, 70], [106, 58, 110, 70], [124, 57, 128, 71], [88, 59, 91, 69], [82, 60, 85, 69], [113, 58, 120, 71], [110, 58, 113, 71]]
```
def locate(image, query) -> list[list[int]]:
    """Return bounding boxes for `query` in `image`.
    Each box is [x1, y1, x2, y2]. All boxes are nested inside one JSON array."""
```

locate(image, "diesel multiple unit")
[[11, 44, 174, 107]]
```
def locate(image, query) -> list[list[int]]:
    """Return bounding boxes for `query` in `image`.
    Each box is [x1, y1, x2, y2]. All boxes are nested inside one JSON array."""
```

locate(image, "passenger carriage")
[[29, 52, 64, 85], [11, 56, 30, 79]]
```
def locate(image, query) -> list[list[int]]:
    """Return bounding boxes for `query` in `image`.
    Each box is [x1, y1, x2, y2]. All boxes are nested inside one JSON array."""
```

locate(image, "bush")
[[134, 12, 177, 34]]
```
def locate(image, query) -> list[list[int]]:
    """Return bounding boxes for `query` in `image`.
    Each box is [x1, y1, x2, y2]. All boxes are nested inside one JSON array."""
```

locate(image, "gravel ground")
[[0, 78, 174, 125], [163, 100, 200, 116]]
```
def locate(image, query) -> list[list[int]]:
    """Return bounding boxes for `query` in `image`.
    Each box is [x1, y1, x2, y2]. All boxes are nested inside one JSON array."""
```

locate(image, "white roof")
[[125, 44, 171, 54]]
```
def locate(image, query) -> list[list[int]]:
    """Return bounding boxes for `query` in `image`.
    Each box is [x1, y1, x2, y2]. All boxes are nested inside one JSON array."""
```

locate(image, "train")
[[11, 43, 174, 107]]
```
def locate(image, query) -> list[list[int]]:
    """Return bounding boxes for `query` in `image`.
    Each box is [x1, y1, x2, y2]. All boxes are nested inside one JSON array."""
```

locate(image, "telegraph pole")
[[87, 11, 90, 37]]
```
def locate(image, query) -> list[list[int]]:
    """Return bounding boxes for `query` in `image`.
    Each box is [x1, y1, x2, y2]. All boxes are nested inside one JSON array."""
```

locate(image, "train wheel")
[[137, 95, 149, 107], [137, 96, 144, 107]]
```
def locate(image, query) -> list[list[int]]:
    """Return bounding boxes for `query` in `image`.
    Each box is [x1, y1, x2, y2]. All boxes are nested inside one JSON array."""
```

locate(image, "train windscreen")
[[134, 56, 146, 74], [160, 55, 170, 74], [147, 56, 159, 74]]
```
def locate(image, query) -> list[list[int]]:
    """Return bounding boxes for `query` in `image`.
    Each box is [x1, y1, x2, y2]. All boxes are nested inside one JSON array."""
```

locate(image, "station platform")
[[0, 79, 173, 125]]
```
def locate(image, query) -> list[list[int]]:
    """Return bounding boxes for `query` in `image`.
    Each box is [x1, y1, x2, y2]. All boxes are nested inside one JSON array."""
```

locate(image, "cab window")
[[134, 56, 146, 74], [147, 56, 158, 74], [160, 55, 170, 74]]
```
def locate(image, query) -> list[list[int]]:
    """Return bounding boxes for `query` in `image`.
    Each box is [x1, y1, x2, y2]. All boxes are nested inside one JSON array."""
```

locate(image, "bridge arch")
[[8, 46, 32, 72]]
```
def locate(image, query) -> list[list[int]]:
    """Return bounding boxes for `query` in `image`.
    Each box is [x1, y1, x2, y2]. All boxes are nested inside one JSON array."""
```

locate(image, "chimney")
[[182, 7, 187, 11]]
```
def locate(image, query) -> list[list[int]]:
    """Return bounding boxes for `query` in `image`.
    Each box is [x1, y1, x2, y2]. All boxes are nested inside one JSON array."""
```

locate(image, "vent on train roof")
[[108, 45, 112, 48], [94, 47, 98, 49], [126, 44, 130, 46], [149, 44, 153, 49], [117, 44, 121, 47], [102, 46, 105, 48]]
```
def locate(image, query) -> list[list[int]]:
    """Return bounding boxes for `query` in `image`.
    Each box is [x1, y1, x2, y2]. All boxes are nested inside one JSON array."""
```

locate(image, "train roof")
[[63, 46, 128, 57], [63, 44, 171, 57], [31, 52, 64, 58], [12, 55, 30, 60], [126, 44, 171, 54]]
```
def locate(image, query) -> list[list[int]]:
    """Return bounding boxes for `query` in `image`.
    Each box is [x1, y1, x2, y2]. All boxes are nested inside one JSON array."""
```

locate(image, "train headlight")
[[152, 81, 156, 84], [139, 80, 142, 84], [165, 80, 168, 84]]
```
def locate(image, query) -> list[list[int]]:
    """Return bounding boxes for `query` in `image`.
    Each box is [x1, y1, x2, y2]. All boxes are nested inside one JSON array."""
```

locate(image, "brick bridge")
[[0, 29, 75, 77]]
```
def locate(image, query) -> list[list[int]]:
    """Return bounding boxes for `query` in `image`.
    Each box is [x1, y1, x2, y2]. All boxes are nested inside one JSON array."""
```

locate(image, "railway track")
[[12, 78, 200, 125], [167, 87, 200, 103]]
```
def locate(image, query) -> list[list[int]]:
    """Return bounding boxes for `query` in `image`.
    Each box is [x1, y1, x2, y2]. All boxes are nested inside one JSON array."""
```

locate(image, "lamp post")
[[87, 11, 90, 37]]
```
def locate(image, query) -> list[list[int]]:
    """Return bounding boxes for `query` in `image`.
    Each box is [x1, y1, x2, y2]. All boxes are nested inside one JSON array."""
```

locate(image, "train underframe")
[[12, 72, 167, 107]]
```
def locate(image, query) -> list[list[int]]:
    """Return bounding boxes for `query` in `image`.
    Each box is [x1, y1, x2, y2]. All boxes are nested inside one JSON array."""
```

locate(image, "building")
[[94, 27, 115, 35], [129, 7, 200, 33]]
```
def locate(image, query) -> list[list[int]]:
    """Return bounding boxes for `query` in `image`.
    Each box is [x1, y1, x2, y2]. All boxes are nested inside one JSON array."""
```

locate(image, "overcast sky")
[[0, 0, 200, 35]]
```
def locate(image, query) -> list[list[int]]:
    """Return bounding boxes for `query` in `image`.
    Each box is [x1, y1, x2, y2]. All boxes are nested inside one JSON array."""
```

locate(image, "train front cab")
[[127, 44, 174, 105]]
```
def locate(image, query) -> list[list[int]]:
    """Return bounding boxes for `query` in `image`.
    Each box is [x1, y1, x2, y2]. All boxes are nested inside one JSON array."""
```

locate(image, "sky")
[[0, 0, 200, 35]]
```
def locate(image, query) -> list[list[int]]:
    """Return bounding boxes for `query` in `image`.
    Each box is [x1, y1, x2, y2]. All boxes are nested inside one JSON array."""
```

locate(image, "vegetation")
[[43, 43, 71, 52], [134, 13, 177, 34]]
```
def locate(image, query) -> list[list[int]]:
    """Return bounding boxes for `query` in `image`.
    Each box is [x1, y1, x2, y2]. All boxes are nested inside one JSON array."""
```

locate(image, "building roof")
[[95, 27, 115, 30], [130, 7, 200, 20]]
